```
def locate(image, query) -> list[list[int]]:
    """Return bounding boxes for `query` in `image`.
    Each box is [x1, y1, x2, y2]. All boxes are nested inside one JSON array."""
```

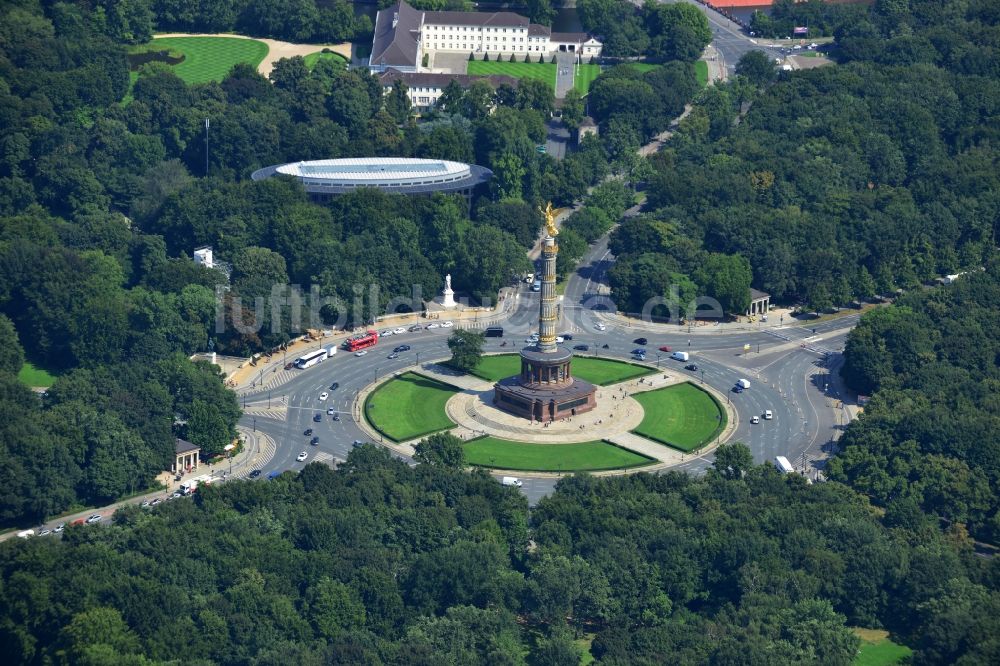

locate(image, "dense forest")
[[608, 0, 1000, 315], [749, 0, 868, 39], [834, 262, 1000, 543], [1, 448, 997, 664], [578, 0, 712, 61]]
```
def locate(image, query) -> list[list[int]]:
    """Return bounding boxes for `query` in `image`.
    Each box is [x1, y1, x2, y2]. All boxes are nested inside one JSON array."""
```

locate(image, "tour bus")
[[294, 349, 328, 369], [344, 330, 379, 352], [774, 456, 795, 474]]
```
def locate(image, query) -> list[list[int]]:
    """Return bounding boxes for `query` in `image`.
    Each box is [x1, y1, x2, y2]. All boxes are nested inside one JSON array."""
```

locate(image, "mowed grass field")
[[468, 60, 556, 87], [18, 361, 56, 388], [695, 60, 709, 87], [364, 372, 458, 442], [468, 354, 653, 385], [853, 629, 912, 666], [465, 437, 653, 471], [144, 37, 268, 84], [574, 64, 602, 94], [631, 382, 725, 452], [304, 50, 349, 70]]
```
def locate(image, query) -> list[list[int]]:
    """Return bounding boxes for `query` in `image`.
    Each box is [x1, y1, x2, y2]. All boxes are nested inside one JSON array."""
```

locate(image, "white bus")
[[294, 349, 328, 369], [774, 456, 795, 474]]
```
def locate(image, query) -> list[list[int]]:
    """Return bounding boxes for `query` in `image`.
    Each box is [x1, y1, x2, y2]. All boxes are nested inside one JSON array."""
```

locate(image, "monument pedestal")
[[493, 347, 597, 422]]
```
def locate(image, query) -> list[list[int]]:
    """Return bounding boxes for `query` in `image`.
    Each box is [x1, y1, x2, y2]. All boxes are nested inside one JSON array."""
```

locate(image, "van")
[[670, 351, 689, 362], [531, 280, 541, 292], [501, 476, 523, 488], [16, 529, 35, 539], [774, 456, 794, 474], [736, 378, 751, 390], [324, 345, 337, 357]]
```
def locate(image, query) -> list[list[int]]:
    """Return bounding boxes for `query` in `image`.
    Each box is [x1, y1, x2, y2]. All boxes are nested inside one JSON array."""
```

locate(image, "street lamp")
[[701, 369, 705, 384], [268, 391, 271, 409], [253, 417, 256, 432]]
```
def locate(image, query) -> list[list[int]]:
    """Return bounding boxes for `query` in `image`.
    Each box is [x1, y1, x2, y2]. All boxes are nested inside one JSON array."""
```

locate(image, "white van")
[[736, 378, 751, 390], [16, 529, 35, 539], [501, 477, 523, 488], [671, 351, 689, 362]]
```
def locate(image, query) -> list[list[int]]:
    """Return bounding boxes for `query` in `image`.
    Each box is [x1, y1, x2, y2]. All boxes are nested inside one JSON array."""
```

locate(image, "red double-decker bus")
[[344, 330, 379, 352]]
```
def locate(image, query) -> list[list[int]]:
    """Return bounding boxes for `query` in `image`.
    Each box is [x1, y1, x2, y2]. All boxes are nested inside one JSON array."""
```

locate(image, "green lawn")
[[468, 60, 556, 87], [574, 64, 602, 95], [853, 629, 912, 666], [139, 37, 269, 84], [465, 437, 653, 472], [364, 372, 459, 442], [303, 50, 348, 70], [468, 354, 653, 386], [695, 60, 709, 87], [631, 383, 725, 452], [18, 361, 57, 388]]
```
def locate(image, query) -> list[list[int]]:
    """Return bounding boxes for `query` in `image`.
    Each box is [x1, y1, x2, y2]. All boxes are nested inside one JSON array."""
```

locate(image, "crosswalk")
[[242, 406, 287, 421], [311, 451, 342, 468]]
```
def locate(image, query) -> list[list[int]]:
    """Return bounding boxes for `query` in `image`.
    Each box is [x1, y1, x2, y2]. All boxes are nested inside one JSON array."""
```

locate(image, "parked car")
[[393, 327, 406, 334], [426, 323, 440, 329], [595, 322, 607, 331], [634, 337, 648, 345], [171, 491, 182, 499], [380, 329, 394, 337], [326, 407, 335, 415], [141, 499, 150, 507], [354, 350, 368, 357], [249, 469, 262, 478], [319, 392, 329, 401], [296, 452, 308, 462], [38, 529, 51, 537], [150, 498, 162, 506], [85, 514, 102, 524], [409, 324, 423, 332], [53, 523, 65, 533], [441, 321, 454, 328]]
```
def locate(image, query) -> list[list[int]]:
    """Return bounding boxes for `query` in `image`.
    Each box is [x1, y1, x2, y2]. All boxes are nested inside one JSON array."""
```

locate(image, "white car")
[[750, 415, 760, 424], [380, 329, 394, 337], [319, 392, 329, 401], [441, 321, 454, 328], [393, 327, 406, 334], [764, 410, 773, 420], [85, 514, 102, 524], [327, 407, 335, 415], [594, 322, 607, 331], [526, 335, 539, 343], [354, 350, 368, 357], [296, 451, 308, 462], [38, 529, 51, 537], [555, 336, 564, 343], [426, 323, 440, 330], [53, 524, 65, 533]]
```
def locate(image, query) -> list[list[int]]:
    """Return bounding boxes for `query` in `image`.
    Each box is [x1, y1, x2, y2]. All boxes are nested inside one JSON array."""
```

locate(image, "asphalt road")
[[674, 0, 784, 75]]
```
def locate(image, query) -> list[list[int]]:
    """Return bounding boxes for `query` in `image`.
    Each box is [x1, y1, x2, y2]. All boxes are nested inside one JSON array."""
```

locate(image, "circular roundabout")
[[360, 354, 734, 476]]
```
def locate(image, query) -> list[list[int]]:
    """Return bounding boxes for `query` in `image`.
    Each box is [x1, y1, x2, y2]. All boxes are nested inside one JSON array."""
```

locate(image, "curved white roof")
[[275, 157, 472, 187]]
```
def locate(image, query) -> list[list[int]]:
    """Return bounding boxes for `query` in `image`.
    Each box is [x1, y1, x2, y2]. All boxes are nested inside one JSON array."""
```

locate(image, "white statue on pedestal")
[[441, 273, 457, 308]]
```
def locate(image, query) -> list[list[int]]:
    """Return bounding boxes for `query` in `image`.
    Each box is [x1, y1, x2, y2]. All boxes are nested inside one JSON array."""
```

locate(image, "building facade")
[[378, 69, 518, 112], [369, 1, 602, 72]]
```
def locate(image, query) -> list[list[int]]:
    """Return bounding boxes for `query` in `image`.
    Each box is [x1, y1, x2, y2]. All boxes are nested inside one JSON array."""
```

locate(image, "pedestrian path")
[[241, 405, 287, 421], [231, 429, 277, 479], [418, 364, 494, 391], [311, 451, 341, 468]]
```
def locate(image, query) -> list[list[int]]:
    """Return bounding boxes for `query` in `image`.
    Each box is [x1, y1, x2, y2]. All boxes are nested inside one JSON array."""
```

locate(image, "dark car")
[[284, 362, 294, 370], [561, 333, 573, 340], [332, 414, 340, 421], [310, 436, 319, 445], [631, 348, 647, 356], [685, 364, 698, 371], [733, 385, 744, 393], [393, 344, 411, 353], [634, 337, 648, 345], [304, 428, 313, 436], [249, 469, 262, 479], [313, 413, 322, 422], [573, 344, 589, 351], [329, 382, 339, 391]]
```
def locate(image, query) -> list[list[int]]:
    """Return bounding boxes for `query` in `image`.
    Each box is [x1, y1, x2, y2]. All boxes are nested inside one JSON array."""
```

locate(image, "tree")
[[447, 328, 485, 373], [457, 226, 531, 302], [384, 81, 412, 124], [712, 442, 754, 479], [414, 432, 467, 468], [561, 89, 585, 131], [735, 50, 776, 87], [0, 314, 24, 376], [694, 253, 752, 316], [305, 577, 366, 639]]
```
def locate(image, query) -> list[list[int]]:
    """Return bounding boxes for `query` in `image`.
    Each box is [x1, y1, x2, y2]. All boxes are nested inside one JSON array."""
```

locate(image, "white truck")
[[671, 351, 689, 362], [736, 378, 751, 390], [501, 476, 523, 488], [180, 475, 213, 495], [774, 456, 795, 474]]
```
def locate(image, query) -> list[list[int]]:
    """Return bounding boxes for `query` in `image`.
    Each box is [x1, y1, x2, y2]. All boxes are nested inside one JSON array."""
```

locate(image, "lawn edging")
[[465, 353, 656, 386], [631, 382, 727, 452], [362, 371, 461, 443], [464, 436, 656, 473]]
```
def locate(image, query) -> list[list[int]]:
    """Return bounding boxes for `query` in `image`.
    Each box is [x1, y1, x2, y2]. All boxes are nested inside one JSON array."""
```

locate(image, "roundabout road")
[[237, 234, 858, 504]]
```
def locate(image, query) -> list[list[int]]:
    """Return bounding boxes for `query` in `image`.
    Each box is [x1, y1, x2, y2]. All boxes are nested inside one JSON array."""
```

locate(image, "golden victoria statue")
[[542, 202, 558, 237]]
